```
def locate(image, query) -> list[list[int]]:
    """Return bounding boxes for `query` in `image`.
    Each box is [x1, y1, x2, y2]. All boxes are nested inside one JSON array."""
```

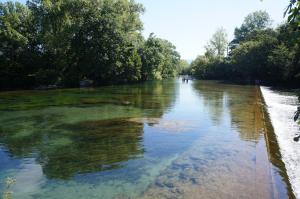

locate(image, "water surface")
[[261, 87, 300, 198], [0, 80, 295, 199]]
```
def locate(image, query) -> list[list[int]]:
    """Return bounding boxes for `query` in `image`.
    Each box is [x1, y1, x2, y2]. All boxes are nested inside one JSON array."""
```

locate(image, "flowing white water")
[[261, 87, 300, 198]]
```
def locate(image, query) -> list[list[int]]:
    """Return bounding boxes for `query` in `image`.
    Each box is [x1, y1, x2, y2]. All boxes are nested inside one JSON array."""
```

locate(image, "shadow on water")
[[0, 80, 178, 180]]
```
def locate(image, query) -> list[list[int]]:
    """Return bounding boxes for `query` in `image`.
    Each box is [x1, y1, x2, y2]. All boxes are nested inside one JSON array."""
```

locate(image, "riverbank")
[[261, 87, 300, 198]]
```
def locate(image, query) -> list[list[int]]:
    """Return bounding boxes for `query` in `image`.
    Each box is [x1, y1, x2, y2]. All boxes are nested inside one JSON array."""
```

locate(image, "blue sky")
[[2, 0, 288, 60], [136, 0, 288, 60]]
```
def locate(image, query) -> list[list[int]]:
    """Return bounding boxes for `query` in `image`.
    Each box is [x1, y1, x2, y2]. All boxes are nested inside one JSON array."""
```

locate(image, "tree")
[[266, 44, 293, 83], [191, 28, 228, 79], [27, 0, 145, 86], [205, 27, 228, 58], [230, 29, 278, 81], [140, 33, 180, 80], [190, 55, 209, 79], [0, 1, 37, 89], [160, 39, 181, 78], [192, 10, 300, 85], [285, 1, 300, 126], [177, 60, 190, 75], [276, 24, 300, 85], [231, 10, 271, 48], [285, 0, 300, 30], [0, 0, 182, 90]]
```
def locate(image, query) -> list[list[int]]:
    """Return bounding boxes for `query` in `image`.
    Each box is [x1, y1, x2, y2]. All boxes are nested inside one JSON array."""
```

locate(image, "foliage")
[[285, 0, 300, 30], [229, 10, 271, 51], [0, 0, 181, 90], [205, 27, 228, 58], [139, 33, 180, 80], [177, 60, 190, 75], [191, 28, 229, 79], [191, 57, 231, 80], [192, 10, 300, 86], [0, 1, 36, 89], [230, 29, 278, 81]]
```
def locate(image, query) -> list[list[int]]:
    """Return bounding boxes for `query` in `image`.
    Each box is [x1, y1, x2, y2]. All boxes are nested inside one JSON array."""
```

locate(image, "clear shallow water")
[[261, 87, 300, 199], [0, 80, 295, 199]]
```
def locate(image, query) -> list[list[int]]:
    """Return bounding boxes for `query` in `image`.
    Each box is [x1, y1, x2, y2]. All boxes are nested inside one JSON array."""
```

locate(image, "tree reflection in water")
[[192, 81, 263, 142], [0, 80, 177, 180]]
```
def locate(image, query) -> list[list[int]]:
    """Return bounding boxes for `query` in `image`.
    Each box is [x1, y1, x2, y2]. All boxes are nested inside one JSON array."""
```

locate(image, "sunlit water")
[[261, 87, 300, 198], [0, 80, 295, 199]]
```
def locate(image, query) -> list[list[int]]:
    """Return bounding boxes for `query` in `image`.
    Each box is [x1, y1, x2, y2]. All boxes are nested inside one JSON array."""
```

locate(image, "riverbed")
[[0, 80, 295, 199]]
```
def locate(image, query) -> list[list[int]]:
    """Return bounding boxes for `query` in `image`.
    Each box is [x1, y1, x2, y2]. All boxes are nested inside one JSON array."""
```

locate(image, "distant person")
[[182, 75, 189, 83]]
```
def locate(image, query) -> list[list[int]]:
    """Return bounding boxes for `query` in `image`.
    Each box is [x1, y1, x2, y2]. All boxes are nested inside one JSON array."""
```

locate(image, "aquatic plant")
[[1, 177, 16, 199]]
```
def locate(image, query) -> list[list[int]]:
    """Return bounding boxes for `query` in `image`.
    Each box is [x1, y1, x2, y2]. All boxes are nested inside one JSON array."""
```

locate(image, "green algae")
[[0, 80, 295, 199]]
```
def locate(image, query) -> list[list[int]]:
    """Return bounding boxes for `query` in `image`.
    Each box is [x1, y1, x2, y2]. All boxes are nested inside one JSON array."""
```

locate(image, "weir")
[[261, 87, 300, 199]]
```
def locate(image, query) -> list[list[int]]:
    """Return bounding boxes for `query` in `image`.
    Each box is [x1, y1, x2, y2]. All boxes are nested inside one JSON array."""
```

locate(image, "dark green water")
[[0, 80, 294, 199]]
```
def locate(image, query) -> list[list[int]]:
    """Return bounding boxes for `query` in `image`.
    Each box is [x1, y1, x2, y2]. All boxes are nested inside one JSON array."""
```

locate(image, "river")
[[0, 80, 296, 199]]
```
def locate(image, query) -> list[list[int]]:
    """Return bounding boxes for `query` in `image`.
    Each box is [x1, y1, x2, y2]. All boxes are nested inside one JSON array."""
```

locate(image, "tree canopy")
[[234, 10, 271, 43], [191, 10, 300, 86], [0, 0, 182, 90], [285, 0, 300, 30], [205, 27, 228, 58]]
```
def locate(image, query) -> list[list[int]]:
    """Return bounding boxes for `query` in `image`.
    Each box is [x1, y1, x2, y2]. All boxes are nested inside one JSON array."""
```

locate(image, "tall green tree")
[[192, 10, 300, 85], [205, 27, 228, 58], [230, 10, 271, 51], [230, 29, 278, 81], [27, 0, 145, 86], [140, 33, 180, 80], [177, 60, 190, 75], [0, 1, 37, 89], [0, 0, 182, 90]]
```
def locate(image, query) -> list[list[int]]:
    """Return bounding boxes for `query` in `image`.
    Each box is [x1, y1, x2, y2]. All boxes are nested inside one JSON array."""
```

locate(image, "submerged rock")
[[128, 118, 194, 133]]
